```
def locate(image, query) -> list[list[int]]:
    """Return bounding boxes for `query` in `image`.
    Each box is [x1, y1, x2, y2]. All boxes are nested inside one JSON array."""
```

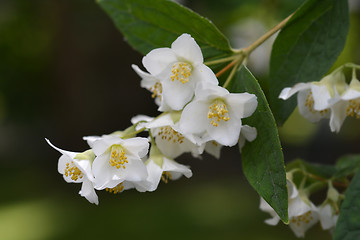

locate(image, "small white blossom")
[[91, 135, 149, 190], [145, 144, 192, 191], [238, 124, 257, 152], [279, 71, 347, 132], [179, 82, 257, 147], [131, 113, 203, 158], [46, 139, 99, 205], [260, 179, 319, 238], [334, 75, 360, 121], [204, 141, 222, 159], [204, 125, 257, 158], [318, 203, 338, 230], [138, 33, 218, 111]]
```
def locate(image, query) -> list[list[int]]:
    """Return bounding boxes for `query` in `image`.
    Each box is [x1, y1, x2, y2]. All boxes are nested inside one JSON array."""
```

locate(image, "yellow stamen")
[[161, 171, 172, 183], [289, 211, 314, 227], [207, 100, 230, 127], [106, 183, 124, 194], [171, 62, 192, 84], [65, 161, 83, 181], [150, 82, 163, 99], [346, 99, 360, 118], [157, 126, 184, 144], [305, 91, 328, 115], [109, 145, 128, 169]]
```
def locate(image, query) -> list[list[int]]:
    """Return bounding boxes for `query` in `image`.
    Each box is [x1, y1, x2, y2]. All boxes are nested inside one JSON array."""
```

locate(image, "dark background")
[[0, 0, 359, 239]]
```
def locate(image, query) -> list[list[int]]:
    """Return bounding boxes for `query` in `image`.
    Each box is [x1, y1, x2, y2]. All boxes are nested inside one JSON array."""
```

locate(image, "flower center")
[[304, 91, 328, 115], [150, 82, 163, 99], [290, 211, 314, 227], [65, 161, 83, 181], [161, 171, 172, 183], [109, 145, 128, 169], [207, 100, 230, 127], [157, 126, 184, 144], [170, 62, 192, 84], [106, 183, 124, 194], [346, 98, 360, 118]]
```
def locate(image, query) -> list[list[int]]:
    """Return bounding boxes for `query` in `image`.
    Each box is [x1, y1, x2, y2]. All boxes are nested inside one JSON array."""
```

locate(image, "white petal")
[[91, 135, 122, 156], [311, 84, 332, 111], [122, 158, 148, 182], [92, 153, 120, 189], [241, 125, 257, 142], [130, 114, 154, 125], [297, 89, 329, 122], [82, 135, 102, 149], [287, 179, 299, 200], [74, 159, 94, 180], [265, 216, 281, 226], [238, 125, 257, 152], [162, 77, 195, 110], [342, 89, 360, 100], [205, 141, 222, 159], [206, 116, 241, 147], [259, 197, 275, 213], [319, 204, 337, 230], [163, 157, 192, 179], [122, 137, 149, 158], [145, 160, 164, 191], [171, 34, 203, 65], [329, 101, 348, 133], [195, 82, 228, 101], [46, 138, 78, 159], [58, 155, 78, 183], [131, 64, 155, 80], [191, 64, 218, 85], [179, 101, 208, 135], [226, 93, 258, 119], [145, 114, 174, 129], [288, 196, 312, 217], [289, 207, 319, 238], [142, 48, 177, 75], [279, 83, 311, 100], [79, 179, 99, 205]]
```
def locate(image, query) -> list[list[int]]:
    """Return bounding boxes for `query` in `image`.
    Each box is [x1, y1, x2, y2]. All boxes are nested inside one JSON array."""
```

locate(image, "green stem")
[[204, 55, 238, 66], [215, 12, 294, 79], [233, 12, 294, 55], [223, 61, 241, 89], [121, 127, 146, 139]]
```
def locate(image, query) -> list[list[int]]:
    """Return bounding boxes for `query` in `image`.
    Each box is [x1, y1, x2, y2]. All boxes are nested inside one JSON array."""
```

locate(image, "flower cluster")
[[47, 33, 258, 204], [260, 177, 339, 238], [279, 65, 360, 132]]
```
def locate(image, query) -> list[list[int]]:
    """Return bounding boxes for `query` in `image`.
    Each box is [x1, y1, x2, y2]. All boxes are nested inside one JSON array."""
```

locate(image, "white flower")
[[139, 33, 218, 111], [279, 71, 347, 132], [131, 113, 203, 158], [179, 82, 257, 147], [132, 65, 172, 110], [318, 203, 338, 230], [204, 141, 222, 159], [238, 124, 257, 152], [91, 135, 149, 190], [46, 139, 99, 205], [259, 179, 319, 238], [145, 144, 192, 191], [338, 75, 360, 119]]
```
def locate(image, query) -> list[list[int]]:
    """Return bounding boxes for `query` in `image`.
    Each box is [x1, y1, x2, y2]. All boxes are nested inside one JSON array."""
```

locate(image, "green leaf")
[[334, 170, 360, 240], [228, 66, 288, 223], [334, 154, 360, 179], [97, 0, 232, 59], [269, 0, 349, 125]]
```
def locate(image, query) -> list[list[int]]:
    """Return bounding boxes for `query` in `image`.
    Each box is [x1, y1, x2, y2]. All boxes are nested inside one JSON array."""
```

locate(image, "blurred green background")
[[1, 0, 360, 239]]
